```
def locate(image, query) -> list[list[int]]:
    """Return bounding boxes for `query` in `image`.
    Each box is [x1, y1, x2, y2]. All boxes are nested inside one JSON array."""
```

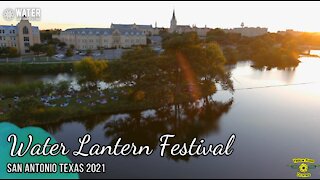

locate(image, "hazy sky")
[[1, 1, 320, 32]]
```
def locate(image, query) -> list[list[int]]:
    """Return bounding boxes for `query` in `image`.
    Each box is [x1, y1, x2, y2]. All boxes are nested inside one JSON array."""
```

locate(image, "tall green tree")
[[74, 57, 108, 86]]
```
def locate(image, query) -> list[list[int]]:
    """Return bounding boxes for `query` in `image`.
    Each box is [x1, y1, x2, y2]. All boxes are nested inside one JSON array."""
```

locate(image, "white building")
[[54, 24, 149, 50], [0, 17, 40, 54], [223, 26, 268, 37]]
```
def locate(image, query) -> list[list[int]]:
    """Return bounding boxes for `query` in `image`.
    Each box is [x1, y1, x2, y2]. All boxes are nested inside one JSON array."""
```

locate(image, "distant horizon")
[[1, 1, 320, 33]]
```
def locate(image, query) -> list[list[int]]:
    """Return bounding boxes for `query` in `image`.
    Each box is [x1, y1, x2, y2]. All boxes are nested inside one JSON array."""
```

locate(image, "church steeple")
[[170, 9, 177, 31], [172, 9, 176, 20]]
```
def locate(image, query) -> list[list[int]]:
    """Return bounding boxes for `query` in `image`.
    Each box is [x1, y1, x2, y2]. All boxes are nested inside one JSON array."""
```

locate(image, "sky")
[[0, 1, 320, 32]]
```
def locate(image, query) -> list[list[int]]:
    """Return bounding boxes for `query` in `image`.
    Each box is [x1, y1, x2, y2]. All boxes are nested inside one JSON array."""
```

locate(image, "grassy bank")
[[0, 62, 74, 75], [0, 92, 197, 126]]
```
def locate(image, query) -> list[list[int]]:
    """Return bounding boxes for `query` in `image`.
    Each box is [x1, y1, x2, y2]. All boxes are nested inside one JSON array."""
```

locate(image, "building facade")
[[223, 27, 268, 37], [111, 23, 159, 36], [0, 17, 40, 54], [54, 23, 150, 50]]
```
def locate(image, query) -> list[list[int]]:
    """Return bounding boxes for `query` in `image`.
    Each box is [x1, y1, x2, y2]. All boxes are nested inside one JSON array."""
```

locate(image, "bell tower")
[[17, 15, 34, 54]]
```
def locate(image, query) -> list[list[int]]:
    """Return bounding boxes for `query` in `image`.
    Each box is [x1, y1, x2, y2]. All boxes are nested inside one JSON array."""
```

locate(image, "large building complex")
[[54, 23, 153, 50], [111, 23, 159, 36], [0, 17, 40, 54]]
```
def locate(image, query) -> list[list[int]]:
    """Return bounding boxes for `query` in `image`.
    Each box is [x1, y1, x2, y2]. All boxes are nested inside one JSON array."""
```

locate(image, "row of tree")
[[74, 32, 233, 105], [0, 47, 19, 58], [204, 28, 301, 68]]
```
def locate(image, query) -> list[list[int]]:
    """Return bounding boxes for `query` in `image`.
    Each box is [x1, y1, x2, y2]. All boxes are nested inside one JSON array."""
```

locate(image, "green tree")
[[48, 38, 61, 46], [74, 57, 108, 85], [86, 49, 92, 56], [65, 48, 74, 57], [70, 44, 75, 50], [9, 96, 45, 122], [46, 45, 56, 57], [122, 47, 157, 61], [7, 47, 19, 58], [58, 42, 66, 49], [30, 44, 43, 55], [40, 29, 61, 42]]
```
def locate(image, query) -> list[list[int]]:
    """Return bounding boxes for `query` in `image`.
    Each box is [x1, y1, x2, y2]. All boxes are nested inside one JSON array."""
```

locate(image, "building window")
[[24, 37, 30, 42], [13, 30, 15, 34], [24, 42, 30, 47], [23, 26, 29, 34]]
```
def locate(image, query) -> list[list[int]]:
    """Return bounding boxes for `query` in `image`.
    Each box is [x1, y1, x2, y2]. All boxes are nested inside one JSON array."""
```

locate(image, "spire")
[[172, 9, 176, 20], [170, 9, 177, 30]]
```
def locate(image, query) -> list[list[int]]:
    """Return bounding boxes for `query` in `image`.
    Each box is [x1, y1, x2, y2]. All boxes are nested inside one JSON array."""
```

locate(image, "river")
[[2, 51, 320, 178]]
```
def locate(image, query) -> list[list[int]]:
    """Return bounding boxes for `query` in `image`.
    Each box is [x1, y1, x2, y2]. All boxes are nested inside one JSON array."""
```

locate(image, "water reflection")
[[3, 54, 320, 178], [27, 98, 233, 162], [105, 98, 233, 161]]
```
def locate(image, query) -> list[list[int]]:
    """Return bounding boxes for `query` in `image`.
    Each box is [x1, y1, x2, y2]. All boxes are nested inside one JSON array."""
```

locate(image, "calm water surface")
[[5, 52, 320, 178]]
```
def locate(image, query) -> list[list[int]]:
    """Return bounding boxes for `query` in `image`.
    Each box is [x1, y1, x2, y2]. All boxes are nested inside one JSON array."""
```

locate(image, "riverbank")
[[0, 82, 208, 126], [0, 62, 74, 75]]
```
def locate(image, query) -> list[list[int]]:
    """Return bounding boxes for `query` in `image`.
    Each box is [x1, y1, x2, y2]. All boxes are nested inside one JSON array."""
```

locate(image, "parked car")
[[92, 52, 101, 57], [79, 52, 86, 56], [54, 54, 65, 59]]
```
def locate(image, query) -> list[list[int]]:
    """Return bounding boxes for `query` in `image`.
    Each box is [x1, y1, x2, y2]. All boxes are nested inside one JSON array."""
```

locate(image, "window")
[[24, 42, 30, 47], [13, 30, 15, 34], [23, 26, 29, 34], [0, 36, 2, 40], [24, 37, 30, 42]]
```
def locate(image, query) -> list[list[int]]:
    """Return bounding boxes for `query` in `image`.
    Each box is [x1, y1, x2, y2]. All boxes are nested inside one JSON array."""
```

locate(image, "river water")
[[3, 51, 320, 178]]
